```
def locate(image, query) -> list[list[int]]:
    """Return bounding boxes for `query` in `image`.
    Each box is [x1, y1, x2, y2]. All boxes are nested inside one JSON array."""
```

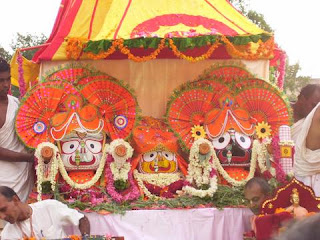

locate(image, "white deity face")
[[59, 131, 104, 171]]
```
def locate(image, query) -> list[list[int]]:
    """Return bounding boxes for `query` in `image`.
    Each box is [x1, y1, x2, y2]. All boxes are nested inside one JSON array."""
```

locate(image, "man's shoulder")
[[1, 222, 20, 239], [32, 199, 66, 208], [7, 94, 19, 102], [7, 95, 20, 108]]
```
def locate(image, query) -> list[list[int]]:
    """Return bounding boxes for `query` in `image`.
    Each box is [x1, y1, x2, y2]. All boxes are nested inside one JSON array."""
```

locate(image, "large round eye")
[[61, 141, 80, 154], [85, 140, 102, 154], [212, 133, 230, 150], [142, 151, 157, 162], [162, 151, 174, 161], [235, 132, 251, 149]]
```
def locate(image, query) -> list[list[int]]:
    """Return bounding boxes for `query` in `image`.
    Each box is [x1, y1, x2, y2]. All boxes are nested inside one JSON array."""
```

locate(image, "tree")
[[246, 10, 273, 32], [10, 33, 47, 60], [0, 46, 11, 61], [283, 63, 311, 102], [229, 0, 311, 97]]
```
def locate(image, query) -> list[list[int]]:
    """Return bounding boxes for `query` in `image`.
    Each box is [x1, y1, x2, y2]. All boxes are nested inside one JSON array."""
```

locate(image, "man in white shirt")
[[0, 186, 90, 239], [0, 58, 34, 202], [291, 84, 320, 196]]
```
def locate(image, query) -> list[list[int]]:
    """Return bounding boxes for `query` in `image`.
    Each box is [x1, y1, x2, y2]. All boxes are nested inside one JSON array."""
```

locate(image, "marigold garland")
[[66, 38, 86, 60], [222, 35, 274, 60], [66, 35, 274, 62], [118, 38, 166, 62], [85, 40, 118, 60], [168, 38, 221, 62]]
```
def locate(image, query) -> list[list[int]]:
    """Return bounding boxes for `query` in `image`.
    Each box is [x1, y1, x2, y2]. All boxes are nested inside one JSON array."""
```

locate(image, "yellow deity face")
[[292, 194, 299, 205], [139, 151, 177, 174]]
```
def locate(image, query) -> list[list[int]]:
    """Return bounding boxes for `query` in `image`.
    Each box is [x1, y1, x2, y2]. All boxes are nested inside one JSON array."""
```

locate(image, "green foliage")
[[0, 46, 11, 61], [247, 10, 273, 33], [64, 185, 246, 214], [114, 180, 129, 191], [229, 0, 249, 14], [10, 33, 47, 60], [283, 62, 311, 102]]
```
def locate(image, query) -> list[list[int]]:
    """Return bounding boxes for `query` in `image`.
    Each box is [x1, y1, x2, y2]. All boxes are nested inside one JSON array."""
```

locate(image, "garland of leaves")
[[66, 34, 273, 61]]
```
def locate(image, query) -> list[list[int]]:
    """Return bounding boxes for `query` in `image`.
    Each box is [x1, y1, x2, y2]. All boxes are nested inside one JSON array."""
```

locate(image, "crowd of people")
[[1, 55, 320, 239]]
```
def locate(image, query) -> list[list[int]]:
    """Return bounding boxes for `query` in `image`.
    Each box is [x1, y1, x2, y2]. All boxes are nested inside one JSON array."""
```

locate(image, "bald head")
[[244, 178, 271, 215]]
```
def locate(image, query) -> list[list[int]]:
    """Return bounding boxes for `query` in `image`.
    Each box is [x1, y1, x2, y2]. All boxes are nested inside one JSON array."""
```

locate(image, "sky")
[[0, 0, 319, 78]]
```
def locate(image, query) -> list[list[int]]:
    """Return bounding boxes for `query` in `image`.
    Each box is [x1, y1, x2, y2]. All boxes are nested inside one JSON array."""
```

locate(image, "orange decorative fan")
[[81, 79, 138, 140], [16, 83, 72, 148], [235, 84, 291, 135], [166, 88, 218, 150], [45, 67, 92, 84]]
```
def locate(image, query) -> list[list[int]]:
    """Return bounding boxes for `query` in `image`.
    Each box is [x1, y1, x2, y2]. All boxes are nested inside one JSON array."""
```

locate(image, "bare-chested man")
[[292, 84, 320, 196], [0, 58, 34, 203]]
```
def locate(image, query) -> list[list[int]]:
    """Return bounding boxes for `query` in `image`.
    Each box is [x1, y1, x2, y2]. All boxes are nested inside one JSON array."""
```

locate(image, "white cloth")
[[67, 208, 253, 240], [0, 95, 34, 202], [291, 118, 304, 143], [1, 200, 84, 240], [294, 102, 320, 196]]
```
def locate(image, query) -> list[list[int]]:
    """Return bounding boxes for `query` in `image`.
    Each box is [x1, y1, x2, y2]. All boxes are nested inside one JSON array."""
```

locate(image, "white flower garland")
[[58, 144, 108, 189], [107, 139, 134, 168], [186, 138, 215, 187], [133, 170, 183, 200], [110, 162, 130, 181], [35, 142, 59, 201], [214, 139, 264, 186], [184, 176, 218, 198], [183, 138, 218, 198]]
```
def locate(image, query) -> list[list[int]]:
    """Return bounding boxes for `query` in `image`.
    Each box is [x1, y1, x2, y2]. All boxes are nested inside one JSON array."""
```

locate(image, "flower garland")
[[66, 38, 86, 60], [222, 35, 274, 60], [17, 51, 27, 98], [66, 35, 273, 62], [277, 51, 286, 90], [85, 40, 118, 60], [58, 144, 108, 190], [213, 140, 266, 186], [118, 38, 166, 62], [271, 135, 287, 183], [183, 138, 218, 198], [107, 139, 134, 167], [109, 162, 130, 181], [35, 142, 59, 201], [184, 176, 218, 198], [105, 155, 140, 203], [133, 170, 183, 200], [169, 38, 221, 62]]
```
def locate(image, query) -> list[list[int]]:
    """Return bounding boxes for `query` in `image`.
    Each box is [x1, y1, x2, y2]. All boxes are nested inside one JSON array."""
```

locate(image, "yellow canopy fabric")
[[34, 0, 272, 62], [10, 50, 39, 91]]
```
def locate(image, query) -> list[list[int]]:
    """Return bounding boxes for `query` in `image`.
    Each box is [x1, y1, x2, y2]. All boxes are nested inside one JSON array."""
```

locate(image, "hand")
[[26, 152, 35, 163]]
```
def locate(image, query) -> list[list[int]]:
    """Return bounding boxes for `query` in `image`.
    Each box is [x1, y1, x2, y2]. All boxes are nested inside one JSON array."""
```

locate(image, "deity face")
[[139, 151, 178, 174], [292, 194, 300, 205], [211, 129, 252, 166], [60, 131, 104, 171]]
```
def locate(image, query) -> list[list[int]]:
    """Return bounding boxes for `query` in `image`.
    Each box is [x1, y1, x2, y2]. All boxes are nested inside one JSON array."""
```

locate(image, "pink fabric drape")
[[66, 208, 253, 240]]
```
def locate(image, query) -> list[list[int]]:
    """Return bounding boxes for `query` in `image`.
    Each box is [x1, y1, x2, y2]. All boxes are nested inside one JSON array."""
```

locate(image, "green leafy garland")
[[84, 33, 272, 55], [63, 185, 247, 215]]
